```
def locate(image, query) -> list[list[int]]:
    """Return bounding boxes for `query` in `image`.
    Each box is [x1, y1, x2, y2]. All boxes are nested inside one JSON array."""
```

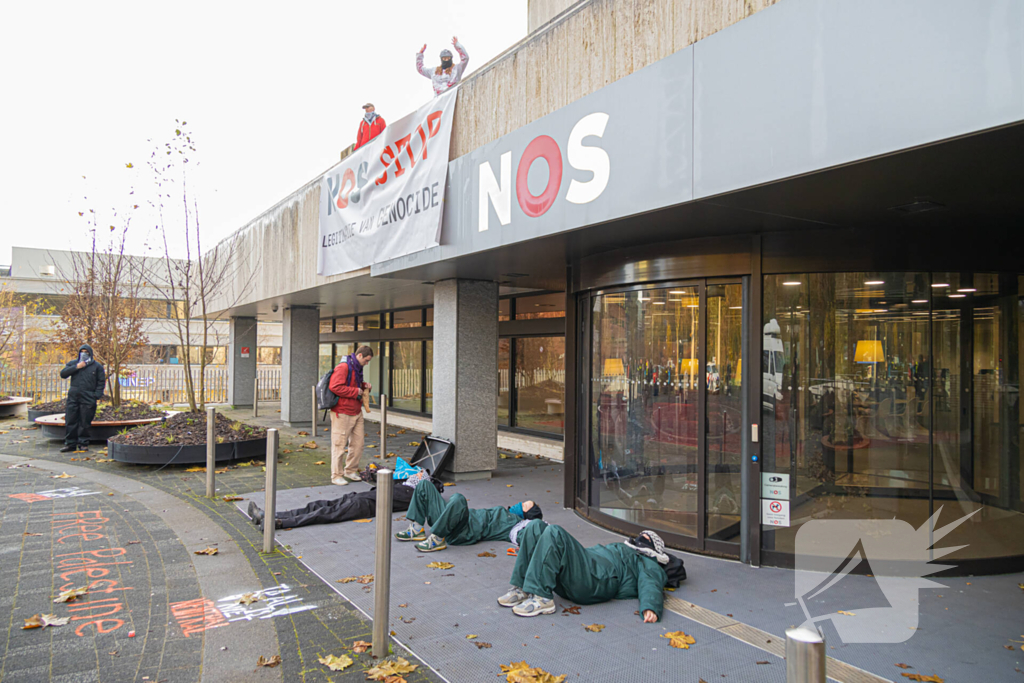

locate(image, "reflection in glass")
[[514, 337, 565, 435], [497, 339, 510, 426], [591, 286, 700, 538], [425, 341, 433, 414], [318, 344, 333, 378], [516, 293, 565, 319], [391, 341, 422, 412]]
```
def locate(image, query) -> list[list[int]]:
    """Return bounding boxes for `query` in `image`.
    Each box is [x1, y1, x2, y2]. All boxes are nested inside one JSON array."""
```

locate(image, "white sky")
[[0, 0, 527, 264]]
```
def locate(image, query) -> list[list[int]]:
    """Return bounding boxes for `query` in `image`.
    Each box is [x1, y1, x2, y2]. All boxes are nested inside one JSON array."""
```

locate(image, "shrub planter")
[[0, 396, 32, 419], [107, 437, 268, 465], [34, 413, 172, 442]]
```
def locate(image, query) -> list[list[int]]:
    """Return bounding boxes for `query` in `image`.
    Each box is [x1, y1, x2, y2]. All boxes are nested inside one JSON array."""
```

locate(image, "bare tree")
[[0, 281, 20, 368], [148, 120, 257, 412], [51, 215, 149, 408]]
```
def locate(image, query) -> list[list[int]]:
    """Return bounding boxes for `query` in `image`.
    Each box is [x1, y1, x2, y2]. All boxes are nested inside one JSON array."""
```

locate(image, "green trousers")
[[406, 479, 517, 545], [510, 521, 618, 604]]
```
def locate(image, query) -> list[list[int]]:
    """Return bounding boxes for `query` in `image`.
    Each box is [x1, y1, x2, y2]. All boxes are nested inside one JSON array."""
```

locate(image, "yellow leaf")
[[193, 547, 219, 556], [53, 586, 88, 603], [297, 431, 310, 436], [662, 631, 696, 649], [318, 653, 353, 671], [506, 484, 513, 488], [94, 458, 113, 463], [336, 577, 359, 583], [357, 574, 374, 584], [409, 442, 419, 446], [499, 661, 566, 683], [51, 472, 74, 479], [352, 639, 371, 653], [256, 655, 281, 668], [354, 518, 373, 523], [837, 610, 856, 616], [223, 495, 243, 502], [466, 634, 478, 639], [365, 656, 418, 680], [185, 466, 205, 473], [583, 623, 604, 632], [314, 461, 326, 465], [22, 613, 70, 629], [443, 482, 456, 487], [901, 675, 944, 683], [426, 561, 454, 570], [478, 551, 496, 558], [301, 441, 318, 449], [237, 593, 260, 605], [125, 162, 134, 168]]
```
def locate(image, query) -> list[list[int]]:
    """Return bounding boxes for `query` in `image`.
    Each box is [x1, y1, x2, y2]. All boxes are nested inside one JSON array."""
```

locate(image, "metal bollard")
[[380, 395, 387, 458], [263, 428, 279, 553], [785, 626, 826, 683], [253, 377, 259, 418], [206, 407, 216, 497], [372, 467, 394, 659]]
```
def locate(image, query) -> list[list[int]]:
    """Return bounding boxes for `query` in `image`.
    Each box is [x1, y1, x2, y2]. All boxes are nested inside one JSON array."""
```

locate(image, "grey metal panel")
[[693, 0, 1024, 199]]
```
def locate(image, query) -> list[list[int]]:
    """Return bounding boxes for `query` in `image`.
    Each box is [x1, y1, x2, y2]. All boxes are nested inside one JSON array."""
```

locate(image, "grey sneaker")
[[247, 501, 264, 526], [331, 476, 349, 486], [343, 473, 362, 482], [395, 524, 426, 542], [512, 595, 556, 617], [415, 534, 447, 552], [497, 586, 530, 607]]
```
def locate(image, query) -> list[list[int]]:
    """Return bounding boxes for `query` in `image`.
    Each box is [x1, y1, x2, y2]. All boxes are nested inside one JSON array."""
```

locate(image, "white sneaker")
[[512, 595, 556, 617], [497, 586, 530, 607], [331, 477, 349, 486]]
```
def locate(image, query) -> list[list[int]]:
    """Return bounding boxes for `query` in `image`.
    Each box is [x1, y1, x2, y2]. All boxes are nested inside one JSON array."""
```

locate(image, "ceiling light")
[[957, 288, 976, 293], [931, 283, 949, 288], [668, 290, 687, 294], [912, 299, 927, 304], [783, 281, 801, 286], [865, 280, 884, 285], [669, 299, 682, 302], [729, 306, 742, 310], [949, 294, 966, 298], [653, 302, 665, 305], [687, 304, 699, 308]]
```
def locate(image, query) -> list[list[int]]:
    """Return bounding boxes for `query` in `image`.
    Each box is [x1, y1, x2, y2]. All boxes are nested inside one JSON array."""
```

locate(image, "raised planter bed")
[[28, 408, 61, 423], [34, 413, 172, 442], [107, 437, 267, 465], [0, 396, 32, 418]]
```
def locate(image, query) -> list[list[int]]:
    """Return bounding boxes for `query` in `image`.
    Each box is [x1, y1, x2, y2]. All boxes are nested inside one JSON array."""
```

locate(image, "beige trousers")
[[330, 411, 364, 479]]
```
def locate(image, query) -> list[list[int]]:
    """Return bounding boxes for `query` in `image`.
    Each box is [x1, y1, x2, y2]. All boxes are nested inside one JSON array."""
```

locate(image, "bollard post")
[[380, 395, 387, 458], [263, 428, 279, 553], [206, 407, 216, 497], [785, 626, 826, 683], [253, 377, 259, 418], [372, 467, 394, 659]]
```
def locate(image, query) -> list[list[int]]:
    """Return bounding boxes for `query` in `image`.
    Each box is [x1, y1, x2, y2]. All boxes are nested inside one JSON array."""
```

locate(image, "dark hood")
[[663, 553, 687, 588], [79, 344, 94, 355], [524, 503, 543, 521]]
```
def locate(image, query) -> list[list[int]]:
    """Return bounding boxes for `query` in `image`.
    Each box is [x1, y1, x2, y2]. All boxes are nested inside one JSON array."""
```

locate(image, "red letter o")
[[516, 135, 562, 217]]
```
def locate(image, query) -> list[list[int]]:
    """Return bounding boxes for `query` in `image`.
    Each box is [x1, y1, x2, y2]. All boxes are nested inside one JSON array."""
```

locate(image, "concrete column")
[[432, 279, 498, 479], [281, 306, 319, 427], [227, 316, 258, 408]]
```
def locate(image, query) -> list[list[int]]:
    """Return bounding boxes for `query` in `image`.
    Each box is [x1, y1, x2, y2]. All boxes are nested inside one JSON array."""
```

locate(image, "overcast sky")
[[0, 0, 526, 264]]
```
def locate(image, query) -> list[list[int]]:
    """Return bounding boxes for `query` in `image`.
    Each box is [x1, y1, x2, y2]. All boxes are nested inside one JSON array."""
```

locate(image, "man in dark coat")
[[497, 522, 686, 620], [394, 478, 543, 552], [59, 343, 105, 452]]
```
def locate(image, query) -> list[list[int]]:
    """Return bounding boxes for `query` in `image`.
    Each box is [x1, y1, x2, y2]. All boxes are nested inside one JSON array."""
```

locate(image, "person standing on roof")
[[416, 36, 468, 97], [355, 103, 386, 150], [58, 343, 105, 453]]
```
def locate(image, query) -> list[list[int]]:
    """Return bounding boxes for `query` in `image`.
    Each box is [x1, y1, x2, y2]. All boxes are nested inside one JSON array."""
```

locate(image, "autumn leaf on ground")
[[23, 532, 42, 537], [900, 675, 944, 682], [499, 661, 566, 683], [94, 458, 114, 463], [426, 561, 454, 570], [506, 484, 513, 488], [354, 518, 373, 523], [53, 586, 88, 603], [499, 453, 510, 459], [337, 577, 359, 583], [837, 610, 856, 616], [223, 495, 243, 502], [478, 551, 496, 557], [443, 482, 456, 487], [562, 605, 581, 614], [318, 654, 353, 671], [194, 547, 219, 556], [215, 469, 228, 474], [22, 614, 70, 629], [474, 641, 493, 650], [583, 624, 604, 632], [51, 472, 74, 479], [281, 449, 292, 454], [662, 631, 696, 649], [301, 441, 317, 449], [185, 466, 205, 473], [365, 657, 418, 681], [1018, 583, 1024, 591], [314, 461, 325, 465], [352, 640, 371, 653], [895, 663, 912, 669], [466, 634, 478, 639], [237, 460, 257, 467], [297, 431, 310, 436], [237, 593, 260, 605], [256, 655, 281, 668]]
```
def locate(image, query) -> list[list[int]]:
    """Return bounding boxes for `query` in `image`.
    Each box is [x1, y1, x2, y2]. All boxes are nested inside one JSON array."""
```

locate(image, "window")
[[513, 337, 565, 434], [336, 317, 355, 333], [358, 314, 382, 331], [391, 309, 422, 328], [319, 319, 334, 334], [257, 347, 281, 365], [390, 341, 422, 412], [515, 292, 565, 319], [499, 299, 511, 321]]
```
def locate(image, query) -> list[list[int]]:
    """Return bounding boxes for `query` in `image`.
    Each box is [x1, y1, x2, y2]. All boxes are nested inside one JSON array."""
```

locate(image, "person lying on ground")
[[394, 477, 543, 552], [496, 522, 686, 621], [246, 459, 440, 531]]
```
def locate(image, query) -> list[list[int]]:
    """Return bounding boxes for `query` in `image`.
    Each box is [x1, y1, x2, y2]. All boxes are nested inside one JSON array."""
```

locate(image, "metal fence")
[[1, 365, 282, 406]]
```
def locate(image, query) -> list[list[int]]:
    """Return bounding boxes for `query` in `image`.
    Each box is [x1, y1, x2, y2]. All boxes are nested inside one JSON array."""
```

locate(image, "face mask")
[[441, 59, 453, 69], [508, 502, 525, 519], [79, 351, 91, 363]]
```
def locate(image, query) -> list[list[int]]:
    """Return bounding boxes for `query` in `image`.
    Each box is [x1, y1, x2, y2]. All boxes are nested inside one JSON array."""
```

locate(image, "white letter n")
[[478, 152, 511, 232]]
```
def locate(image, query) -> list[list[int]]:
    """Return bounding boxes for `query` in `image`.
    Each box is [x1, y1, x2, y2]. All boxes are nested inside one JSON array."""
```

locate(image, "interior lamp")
[[855, 340, 884, 364], [602, 358, 625, 376]]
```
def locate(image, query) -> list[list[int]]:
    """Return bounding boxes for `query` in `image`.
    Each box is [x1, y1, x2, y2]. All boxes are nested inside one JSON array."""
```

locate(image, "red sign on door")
[[241, 347, 250, 358]]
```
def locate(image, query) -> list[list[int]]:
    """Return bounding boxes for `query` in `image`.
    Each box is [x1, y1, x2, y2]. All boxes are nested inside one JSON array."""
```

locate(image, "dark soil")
[[32, 395, 113, 411], [0, 396, 13, 402], [109, 411, 267, 447]]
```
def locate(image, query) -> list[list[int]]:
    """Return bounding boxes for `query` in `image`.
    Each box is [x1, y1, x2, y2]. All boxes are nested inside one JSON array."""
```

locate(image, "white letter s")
[[565, 112, 610, 205]]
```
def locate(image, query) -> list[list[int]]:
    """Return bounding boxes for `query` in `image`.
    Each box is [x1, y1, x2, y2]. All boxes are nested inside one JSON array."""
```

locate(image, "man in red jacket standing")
[[328, 345, 374, 486], [355, 103, 386, 150]]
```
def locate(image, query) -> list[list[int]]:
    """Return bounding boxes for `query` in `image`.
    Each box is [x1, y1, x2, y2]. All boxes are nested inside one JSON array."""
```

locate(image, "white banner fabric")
[[318, 90, 457, 276]]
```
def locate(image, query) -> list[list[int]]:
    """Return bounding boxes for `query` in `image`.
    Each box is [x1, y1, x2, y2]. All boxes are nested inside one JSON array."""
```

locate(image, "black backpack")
[[315, 368, 339, 414]]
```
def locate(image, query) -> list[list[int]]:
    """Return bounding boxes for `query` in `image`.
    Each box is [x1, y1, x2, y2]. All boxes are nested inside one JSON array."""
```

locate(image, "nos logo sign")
[[477, 113, 610, 232]]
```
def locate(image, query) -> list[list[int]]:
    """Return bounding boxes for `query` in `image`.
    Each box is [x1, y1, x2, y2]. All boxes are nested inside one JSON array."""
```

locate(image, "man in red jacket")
[[355, 103, 386, 150], [328, 345, 373, 486]]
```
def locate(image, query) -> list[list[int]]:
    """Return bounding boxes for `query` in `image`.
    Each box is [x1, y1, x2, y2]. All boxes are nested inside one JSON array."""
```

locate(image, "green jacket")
[[574, 543, 669, 619], [450, 506, 520, 545]]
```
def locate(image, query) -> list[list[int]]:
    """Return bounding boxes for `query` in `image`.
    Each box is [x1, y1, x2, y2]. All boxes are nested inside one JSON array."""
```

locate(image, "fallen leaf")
[[237, 593, 260, 605], [426, 561, 454, 570], [365, 657, 418, 681], [53, 586, 88, 603], [22, 614, 70, 629], [215, 469, 228, 474], [466, 634, 478, 639], [896, 664, 912, 669], [583, 624, 604, 632], [314, 461, 325, 465], [756, 661, 770, 665], [474, 641, 493, 649], [281, 449, 292, 454], [318, 654, 353, 671], [506, 484, 513, 488], [194, 547, 219, 556], [408, 442, 419, 446], [185, 466, 205, 473], [223, 495, 243, 502], [51, 472, 74, 479], [514, 455, 522, 459], [499, 453, 509, 459], [301, 441, 317, 449], [352, 640, 372, 653], [107, 493, 114, 496], [562, 605, 581, 614], [23, 532, 42, 537], [443, 482, 456, 487], [354, 519, 373, 523], [256, 655, 281, 668], [900, 675, 944, 682], [837, 610, 856, 616], [94, 458, 113, 463], [297, 431, 310, 436], [337, 577, 359, 583], [398, 603, 408, 608], [498, 661, 566, 683], [662, 631, 696, 649], [478, 551, 496, 558]]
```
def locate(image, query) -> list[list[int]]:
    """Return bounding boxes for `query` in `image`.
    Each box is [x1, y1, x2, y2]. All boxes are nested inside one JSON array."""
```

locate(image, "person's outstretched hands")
[[452, 36, 458, 46], [418, 44, 427, 54], [643, 610, 658, 623]]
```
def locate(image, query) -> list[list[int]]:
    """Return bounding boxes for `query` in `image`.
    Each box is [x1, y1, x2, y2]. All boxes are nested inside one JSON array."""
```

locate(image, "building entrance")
[[578, 279, 745, 557]]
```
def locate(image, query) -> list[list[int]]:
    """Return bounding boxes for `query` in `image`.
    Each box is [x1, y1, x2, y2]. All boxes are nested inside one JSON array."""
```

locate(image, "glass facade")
[[762, 272, 1024, 564], [391, 341, 423, 412], [513, 337, 566, 435]]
